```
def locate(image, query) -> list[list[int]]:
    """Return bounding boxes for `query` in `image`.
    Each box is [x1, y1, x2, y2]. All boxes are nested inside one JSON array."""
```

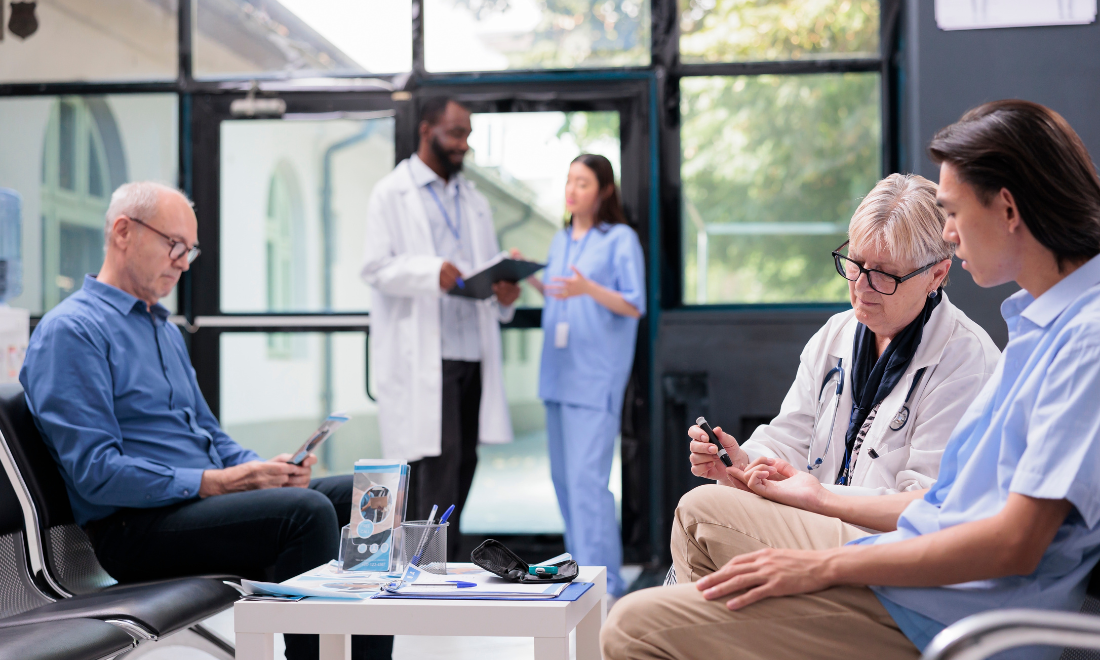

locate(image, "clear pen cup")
[[400, 521, 448, 575], [336, 524, 351, 571]]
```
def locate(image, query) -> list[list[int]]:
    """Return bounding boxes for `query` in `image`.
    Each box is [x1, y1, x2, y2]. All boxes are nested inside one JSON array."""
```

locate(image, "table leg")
[[534, 636, 570, 660], [235, 632, 274, 660], [576, 598, 604, 660], [319, 634, 351, 660]]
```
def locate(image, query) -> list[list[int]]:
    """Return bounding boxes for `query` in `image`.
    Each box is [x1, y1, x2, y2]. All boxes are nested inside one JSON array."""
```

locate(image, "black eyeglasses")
[[831, 241, 937, 295], [129, 217, 201, 264]]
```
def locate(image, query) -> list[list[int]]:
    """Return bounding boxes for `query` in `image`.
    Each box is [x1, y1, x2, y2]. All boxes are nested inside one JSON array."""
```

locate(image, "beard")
[[430, 135, 465, 176]]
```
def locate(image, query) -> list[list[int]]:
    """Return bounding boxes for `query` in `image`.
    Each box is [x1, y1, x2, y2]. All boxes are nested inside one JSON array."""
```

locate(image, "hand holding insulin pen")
[[696, 416, 734, 468]]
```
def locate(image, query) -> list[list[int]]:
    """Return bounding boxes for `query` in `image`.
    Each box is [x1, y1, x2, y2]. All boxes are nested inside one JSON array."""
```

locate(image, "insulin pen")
[[696, 416, 733, 468]]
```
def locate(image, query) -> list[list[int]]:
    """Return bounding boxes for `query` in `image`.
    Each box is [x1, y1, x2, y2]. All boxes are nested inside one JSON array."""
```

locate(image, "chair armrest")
[[922, 608, 1100, 660]]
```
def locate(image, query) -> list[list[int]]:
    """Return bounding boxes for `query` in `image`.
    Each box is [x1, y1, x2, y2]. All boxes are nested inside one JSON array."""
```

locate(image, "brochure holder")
[[342, 459, 409, 572]]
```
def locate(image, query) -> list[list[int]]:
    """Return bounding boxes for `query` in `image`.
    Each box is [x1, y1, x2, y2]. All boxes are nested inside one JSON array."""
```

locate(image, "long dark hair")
[[928, 100, 1100, 270], [568, 154, 630, 230]]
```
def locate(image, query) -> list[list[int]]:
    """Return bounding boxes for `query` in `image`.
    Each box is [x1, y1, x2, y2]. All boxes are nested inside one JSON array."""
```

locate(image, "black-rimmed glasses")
[[831, 241, 937, 295], [129, 217, 201, 264]]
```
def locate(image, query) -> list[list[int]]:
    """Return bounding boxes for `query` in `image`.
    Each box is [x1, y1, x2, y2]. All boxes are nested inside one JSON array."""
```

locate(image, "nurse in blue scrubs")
[[526, 154, 646, 597]]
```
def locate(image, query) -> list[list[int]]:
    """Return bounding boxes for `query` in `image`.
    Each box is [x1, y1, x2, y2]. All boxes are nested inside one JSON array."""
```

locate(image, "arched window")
[[265, 162, 305, 358], [40, 97, 126, 309]]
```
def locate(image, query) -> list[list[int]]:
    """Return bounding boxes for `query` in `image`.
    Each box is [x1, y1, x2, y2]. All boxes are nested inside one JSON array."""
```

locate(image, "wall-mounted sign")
[[8, 2, 39, 40], [936, 0, 1097, 30]]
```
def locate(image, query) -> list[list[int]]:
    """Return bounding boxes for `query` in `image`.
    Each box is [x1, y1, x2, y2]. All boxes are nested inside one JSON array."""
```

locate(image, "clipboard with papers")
[[447, 254, 544, 300]]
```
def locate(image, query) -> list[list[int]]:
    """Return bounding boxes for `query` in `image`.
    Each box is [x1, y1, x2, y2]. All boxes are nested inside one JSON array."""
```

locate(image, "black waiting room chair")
[[0, 437, 135, 660], [0, 383, 239, 658]]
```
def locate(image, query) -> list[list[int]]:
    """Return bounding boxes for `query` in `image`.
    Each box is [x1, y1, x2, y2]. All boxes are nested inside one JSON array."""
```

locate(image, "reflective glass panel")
[[680, 74, 880, 304], [0, 1, 178, 83], [425, 0, 650, 72], [679, 0, 879, 64], [193, 0, 412, 79], [468, 111, 620, 309], [220, 332, 381, 474], [219, 116, 395, 313], [0, 94, 179, 315]]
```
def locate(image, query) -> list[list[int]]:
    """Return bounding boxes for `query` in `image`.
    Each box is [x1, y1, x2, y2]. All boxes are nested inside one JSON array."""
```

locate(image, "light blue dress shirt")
[[538, 224, 646, 413], [409, 154, 481, 362], [20, 275, 260, 526], [850, 254, 1100, 657]]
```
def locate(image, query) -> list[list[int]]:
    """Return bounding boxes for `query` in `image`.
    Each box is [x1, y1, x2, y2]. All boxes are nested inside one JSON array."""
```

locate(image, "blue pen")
[[455, 277, 465, 289], [438, 504, 455, 525], [446, 581, 476, 588]]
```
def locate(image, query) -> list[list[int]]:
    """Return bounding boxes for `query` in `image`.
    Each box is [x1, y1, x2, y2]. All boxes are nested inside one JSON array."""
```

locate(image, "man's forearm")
[[815, 488, 927, 531], [822, 494, 1072, 588]]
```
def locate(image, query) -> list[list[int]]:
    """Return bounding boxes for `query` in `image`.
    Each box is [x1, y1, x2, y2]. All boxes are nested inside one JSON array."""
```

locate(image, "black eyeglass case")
[[471, 539, 579, 584]]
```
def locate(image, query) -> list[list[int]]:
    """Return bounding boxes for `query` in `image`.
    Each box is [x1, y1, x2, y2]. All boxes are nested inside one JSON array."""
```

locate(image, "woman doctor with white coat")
[[689, 173, 1001, 501]]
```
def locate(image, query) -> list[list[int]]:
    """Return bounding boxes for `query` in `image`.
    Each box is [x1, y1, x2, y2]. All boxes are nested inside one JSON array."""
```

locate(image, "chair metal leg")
[[115, 623, 235, 659]]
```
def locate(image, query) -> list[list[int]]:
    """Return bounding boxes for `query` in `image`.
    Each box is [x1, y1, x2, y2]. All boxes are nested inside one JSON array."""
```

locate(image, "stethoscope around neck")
[[806, 359, 927, 473]]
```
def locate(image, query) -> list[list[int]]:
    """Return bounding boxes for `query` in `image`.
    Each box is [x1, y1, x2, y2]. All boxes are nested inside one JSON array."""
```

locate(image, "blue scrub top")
[[538, 224, 646, 413]]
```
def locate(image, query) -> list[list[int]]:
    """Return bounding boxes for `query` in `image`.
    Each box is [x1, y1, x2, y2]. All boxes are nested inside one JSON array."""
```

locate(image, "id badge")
[[554, 322, 569, 348]]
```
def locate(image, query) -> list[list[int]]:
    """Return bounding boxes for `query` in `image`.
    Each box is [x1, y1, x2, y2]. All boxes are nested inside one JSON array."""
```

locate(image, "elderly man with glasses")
[[20, 182, 392, 660]]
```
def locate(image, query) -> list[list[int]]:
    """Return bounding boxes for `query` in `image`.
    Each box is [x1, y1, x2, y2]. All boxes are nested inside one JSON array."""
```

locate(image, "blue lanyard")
[[560, 227, 593, 278], [426, 183, 461, 242]]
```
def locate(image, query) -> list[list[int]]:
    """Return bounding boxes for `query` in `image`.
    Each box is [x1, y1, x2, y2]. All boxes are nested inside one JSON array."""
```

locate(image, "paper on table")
[[378, 563, 570, 599], [242, 562, 397, 600]]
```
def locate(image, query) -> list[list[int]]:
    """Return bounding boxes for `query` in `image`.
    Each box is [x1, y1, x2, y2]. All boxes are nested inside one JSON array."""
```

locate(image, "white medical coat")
[[742, 293, 1001, 495], [360, 159, 514, 462]]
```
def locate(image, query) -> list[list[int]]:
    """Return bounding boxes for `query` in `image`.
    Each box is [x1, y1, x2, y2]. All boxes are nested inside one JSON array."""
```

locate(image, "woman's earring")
[[928, 290, 938, 298]]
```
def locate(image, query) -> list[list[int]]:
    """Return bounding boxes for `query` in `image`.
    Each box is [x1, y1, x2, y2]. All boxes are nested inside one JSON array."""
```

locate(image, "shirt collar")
[[409, 154, 461, 190], [1001, 252, 1100, 328], [81, 274, 170, 319]]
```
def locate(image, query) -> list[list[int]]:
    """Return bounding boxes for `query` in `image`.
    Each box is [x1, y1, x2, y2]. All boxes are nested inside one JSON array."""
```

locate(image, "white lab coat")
[[742, 293, 1000, 495], [360, 159, 514, 462]]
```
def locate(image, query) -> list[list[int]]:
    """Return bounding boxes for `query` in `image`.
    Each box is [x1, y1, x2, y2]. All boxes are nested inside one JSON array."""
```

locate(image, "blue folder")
[[371, 581, 594, 602]]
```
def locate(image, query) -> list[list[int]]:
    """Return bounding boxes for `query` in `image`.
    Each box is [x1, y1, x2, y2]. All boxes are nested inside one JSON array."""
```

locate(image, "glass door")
[[186, 85, 652, 559]]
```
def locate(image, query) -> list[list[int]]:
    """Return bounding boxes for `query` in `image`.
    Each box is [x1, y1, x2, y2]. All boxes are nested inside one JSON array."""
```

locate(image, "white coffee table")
[[234, 565, 606, 660]]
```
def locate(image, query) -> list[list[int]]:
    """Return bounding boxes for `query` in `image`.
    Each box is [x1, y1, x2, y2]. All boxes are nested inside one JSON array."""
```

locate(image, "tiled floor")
[[135, 566, 642, 659]]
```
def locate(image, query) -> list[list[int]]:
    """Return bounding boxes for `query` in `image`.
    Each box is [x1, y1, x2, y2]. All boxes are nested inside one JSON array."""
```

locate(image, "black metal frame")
[[0, 0, 900, 566]]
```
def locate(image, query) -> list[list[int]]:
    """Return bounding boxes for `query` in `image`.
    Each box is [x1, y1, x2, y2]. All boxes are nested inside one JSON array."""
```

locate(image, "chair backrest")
[[0, 439, 55, 618], [0, 384, 116, 596]]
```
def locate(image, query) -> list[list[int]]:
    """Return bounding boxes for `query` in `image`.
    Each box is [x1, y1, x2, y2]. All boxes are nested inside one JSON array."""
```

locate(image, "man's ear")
[[107, 216, 129, 250], [1000, 187, 1022, 233]]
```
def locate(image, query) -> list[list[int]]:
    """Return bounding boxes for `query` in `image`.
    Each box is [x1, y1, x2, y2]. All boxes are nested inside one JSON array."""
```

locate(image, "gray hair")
[[848, 173, 955, 269], [104, 182, 191, 247]]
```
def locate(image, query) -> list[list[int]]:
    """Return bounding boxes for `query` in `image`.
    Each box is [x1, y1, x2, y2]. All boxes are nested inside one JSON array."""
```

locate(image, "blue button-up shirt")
[[850, 254, 1100, 657], [409, 154, 481, 362], [20, 275, 260, 526]]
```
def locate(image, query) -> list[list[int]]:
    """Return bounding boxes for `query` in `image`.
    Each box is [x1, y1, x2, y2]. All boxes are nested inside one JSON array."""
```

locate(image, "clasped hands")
[[686, 424, 838, 610]]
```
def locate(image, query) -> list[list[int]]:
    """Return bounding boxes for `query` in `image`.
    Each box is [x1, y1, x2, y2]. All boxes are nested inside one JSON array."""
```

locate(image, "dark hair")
[[420, 96, 464, 127], [928, 100, 1100, 269], [569, 154, 629, 229]]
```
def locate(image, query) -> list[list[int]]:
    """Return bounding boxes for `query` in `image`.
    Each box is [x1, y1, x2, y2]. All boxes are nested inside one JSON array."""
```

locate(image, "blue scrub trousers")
[[545, 401, 624, 596]]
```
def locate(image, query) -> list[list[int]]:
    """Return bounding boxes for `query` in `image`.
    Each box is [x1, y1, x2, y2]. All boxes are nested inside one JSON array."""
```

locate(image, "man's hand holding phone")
[[198, 454, 315, 497]]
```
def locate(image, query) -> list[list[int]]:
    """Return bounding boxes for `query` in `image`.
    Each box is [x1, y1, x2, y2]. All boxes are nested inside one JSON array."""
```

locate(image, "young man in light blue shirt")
[[602, 100, 1100, 660]]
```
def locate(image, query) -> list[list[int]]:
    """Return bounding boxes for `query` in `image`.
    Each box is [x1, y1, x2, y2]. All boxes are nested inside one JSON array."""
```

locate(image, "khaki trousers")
[[601, 485, 920, 660]]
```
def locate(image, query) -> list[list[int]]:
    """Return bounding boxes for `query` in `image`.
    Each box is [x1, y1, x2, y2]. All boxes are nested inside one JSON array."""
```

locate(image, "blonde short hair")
[[848, 173, 955, 269]]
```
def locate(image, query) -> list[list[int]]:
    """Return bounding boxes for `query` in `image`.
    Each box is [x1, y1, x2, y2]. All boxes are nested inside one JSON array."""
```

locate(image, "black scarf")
[[837, 290, 942, 485]]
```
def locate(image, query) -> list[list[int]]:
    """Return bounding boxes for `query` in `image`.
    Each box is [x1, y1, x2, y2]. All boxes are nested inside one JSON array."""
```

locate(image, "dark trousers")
[[88, 475, 392, 660], [409, 359, 481, 562]]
